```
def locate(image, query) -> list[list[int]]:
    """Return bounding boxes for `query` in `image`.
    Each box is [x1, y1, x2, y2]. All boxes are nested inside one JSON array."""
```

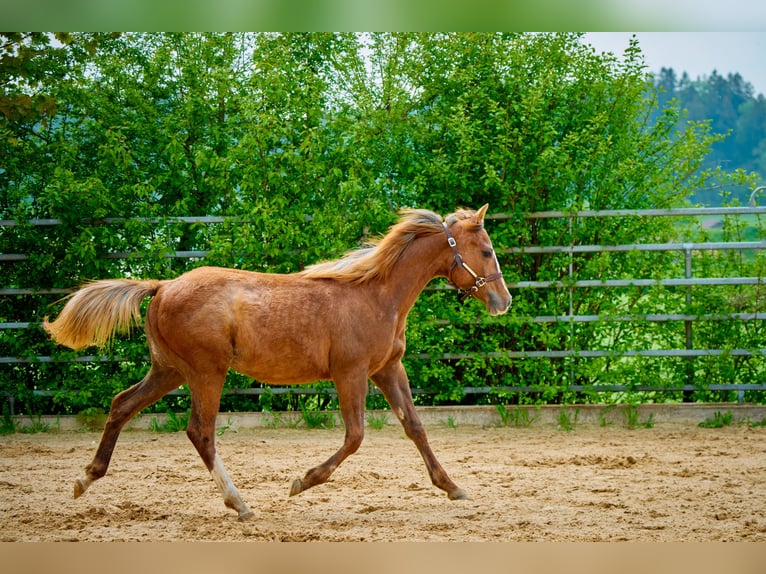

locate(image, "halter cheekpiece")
[[442, 222, 503, 303]]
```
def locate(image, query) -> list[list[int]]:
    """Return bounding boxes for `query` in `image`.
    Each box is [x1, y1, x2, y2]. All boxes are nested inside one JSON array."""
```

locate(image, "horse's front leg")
[[186, 371, 254, 521], [372, 360, 468, 500], [289, 371, 368, 496]]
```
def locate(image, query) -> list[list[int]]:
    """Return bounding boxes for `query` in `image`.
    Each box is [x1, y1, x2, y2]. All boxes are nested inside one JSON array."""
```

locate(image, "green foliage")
[[262, 411, 288, 429], [75, 407, 107, 432], [216, 417, 237, 436], [18, 414, 57, 433], [557, 407, 579, 432], [366, 411, 389, 429], [0, 403, 18, 434], [621, 405, 655, 429], [149, 409, 190, 432], [495, 404, 539, 428], [1, 33, 763, 414], [299, 398, 336, 429], [698, 411, 734, 428], [598, 405, 617, 427]]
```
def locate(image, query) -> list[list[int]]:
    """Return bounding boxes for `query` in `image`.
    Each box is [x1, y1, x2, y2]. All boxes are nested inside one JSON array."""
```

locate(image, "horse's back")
[[147, 266, 388, 384]]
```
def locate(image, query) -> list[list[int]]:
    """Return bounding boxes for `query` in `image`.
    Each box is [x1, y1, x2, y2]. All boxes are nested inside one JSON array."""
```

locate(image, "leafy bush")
[[1, 33, 763, 414]]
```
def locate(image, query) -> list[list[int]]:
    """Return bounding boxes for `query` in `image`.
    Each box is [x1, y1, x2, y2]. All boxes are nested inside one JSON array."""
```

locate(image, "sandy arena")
[[2, 415, 766, 542]]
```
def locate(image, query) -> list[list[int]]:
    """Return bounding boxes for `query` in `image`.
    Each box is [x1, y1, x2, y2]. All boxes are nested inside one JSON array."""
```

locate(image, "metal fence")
[[491, 206, 766, 402], [2, 206, 765, 410]]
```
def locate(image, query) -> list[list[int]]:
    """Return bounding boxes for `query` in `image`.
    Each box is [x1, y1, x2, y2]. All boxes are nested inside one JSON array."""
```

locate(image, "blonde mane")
[[300, 208, 482, 284]]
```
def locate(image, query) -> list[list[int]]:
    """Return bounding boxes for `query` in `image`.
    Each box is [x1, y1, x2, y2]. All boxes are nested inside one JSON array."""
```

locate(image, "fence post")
[[568, 217, 575, 390], [684, 244, 694, 401]]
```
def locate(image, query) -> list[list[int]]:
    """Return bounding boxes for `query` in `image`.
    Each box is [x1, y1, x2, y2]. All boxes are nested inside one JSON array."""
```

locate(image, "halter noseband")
[[442, 222, 503, 303]]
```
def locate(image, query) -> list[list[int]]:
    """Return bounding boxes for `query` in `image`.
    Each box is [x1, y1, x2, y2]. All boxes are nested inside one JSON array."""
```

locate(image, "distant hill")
[[653, 68, 766, 206]]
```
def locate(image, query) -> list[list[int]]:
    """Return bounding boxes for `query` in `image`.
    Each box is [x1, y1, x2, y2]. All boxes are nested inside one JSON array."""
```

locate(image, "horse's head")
[[443, 204, 512, 316]]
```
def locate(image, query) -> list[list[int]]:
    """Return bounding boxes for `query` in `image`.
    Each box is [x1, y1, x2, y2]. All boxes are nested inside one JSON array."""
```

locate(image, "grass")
[[495, 405, 539, 428], [366, 411, 388, 429], [262, 411, 284, 428], [18, 414, 59, 434], [621, 404, 655, 429], [0, 403, 18, 435], [1, 405, 60, 434], [75, 407, 107, 432], [557, 407, 579, 432], [149, 409, 190, 433], [300, 403, 335, 429], [216, 417, 237, 436], [598, 404, 617, 427], [699, 411, 734, 428]]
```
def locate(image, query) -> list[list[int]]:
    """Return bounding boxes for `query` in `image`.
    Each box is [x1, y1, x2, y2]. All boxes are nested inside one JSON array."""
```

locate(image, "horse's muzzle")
[[487, 292, 512, 316]]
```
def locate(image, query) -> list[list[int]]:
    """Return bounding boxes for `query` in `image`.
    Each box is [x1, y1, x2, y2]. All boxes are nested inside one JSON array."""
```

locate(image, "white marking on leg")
[[396, 407, 406, 421], [210, 453, 253, 519], [210, 454, 236, 497]]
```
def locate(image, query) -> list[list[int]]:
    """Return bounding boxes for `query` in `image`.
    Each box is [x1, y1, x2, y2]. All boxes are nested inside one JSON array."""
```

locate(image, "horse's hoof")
[[238, 510, 255, 522], [73, 478, 88, 499], [448, 488, 469, 500], [289, 478, 303, 497]]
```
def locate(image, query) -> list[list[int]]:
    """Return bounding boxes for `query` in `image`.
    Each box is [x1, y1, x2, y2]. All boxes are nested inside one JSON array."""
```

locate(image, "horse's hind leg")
[[185, 373, 254, 521], [75, 364, 184, 498], [372, 361, 468, 500]]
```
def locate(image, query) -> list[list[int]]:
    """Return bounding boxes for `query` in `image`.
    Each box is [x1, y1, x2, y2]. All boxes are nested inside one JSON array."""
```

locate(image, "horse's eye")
[[482, 250, 493, 258]]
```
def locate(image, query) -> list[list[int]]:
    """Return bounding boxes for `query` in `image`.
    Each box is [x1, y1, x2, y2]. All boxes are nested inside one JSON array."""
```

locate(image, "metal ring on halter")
[[442, 222, 503, 303]]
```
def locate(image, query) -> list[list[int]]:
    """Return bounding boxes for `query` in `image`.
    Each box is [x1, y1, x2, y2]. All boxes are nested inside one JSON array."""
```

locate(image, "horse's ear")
[[474, 204, 489, 224]]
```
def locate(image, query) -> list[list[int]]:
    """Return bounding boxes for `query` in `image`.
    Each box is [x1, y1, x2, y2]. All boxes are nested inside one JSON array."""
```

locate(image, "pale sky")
[[584, 32, 766, 97]]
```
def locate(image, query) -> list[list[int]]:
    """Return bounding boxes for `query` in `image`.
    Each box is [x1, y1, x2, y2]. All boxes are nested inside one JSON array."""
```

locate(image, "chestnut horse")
[[43, 204, 511, 521]]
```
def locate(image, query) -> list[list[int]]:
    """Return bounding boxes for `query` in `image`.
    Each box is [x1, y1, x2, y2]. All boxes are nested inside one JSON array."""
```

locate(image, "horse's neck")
[[376, 233, 448, 317]]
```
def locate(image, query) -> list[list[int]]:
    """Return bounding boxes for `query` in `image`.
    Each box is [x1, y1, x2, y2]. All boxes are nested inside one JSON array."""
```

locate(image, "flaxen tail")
[[43, 279, 163, 350]]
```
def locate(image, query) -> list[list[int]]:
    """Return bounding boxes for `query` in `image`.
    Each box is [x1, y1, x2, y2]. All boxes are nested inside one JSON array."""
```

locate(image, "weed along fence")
[[1, 206, 765, 416]]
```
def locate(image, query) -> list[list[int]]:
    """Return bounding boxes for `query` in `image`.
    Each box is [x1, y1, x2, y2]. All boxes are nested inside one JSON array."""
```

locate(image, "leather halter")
[[442, 222, 503, 303]]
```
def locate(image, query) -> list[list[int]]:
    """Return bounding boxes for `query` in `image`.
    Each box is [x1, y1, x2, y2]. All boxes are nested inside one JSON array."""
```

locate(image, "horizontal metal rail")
[[0, 322, 34, 329], [492, 206, 766, 219], [432, 312, 764, 324], [13, 383, 766, 405], [412, 349, 766, 360], [5, 241, 763, 264], [520, 313, 763, 323], [1, 276, 760, 297], [7, 381, 761, 415], [0, 250, 210, 262], [507, 277, 763, 289], [3, 348, 765, 365], [18, 382, 766, 398], [3, 206, 765, 229], [0, 216, 230, 227], [3, 312, 762, 332], [0, 288, 71, 295], [505, 240, 766, 255], [0, 355, 132, 364]]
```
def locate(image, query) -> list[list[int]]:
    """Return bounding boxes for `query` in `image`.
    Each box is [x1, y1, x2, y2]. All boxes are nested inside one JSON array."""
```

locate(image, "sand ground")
[[1, 421, 765, 541]]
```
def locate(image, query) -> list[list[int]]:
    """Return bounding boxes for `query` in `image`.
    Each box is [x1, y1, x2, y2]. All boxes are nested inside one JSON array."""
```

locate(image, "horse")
[[43, 204, 511, 521]]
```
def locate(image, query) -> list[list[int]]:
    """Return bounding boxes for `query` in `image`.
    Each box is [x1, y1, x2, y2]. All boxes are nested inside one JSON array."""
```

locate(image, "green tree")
[[654, 67, 766, 203], [1, 33, 761, 414]]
